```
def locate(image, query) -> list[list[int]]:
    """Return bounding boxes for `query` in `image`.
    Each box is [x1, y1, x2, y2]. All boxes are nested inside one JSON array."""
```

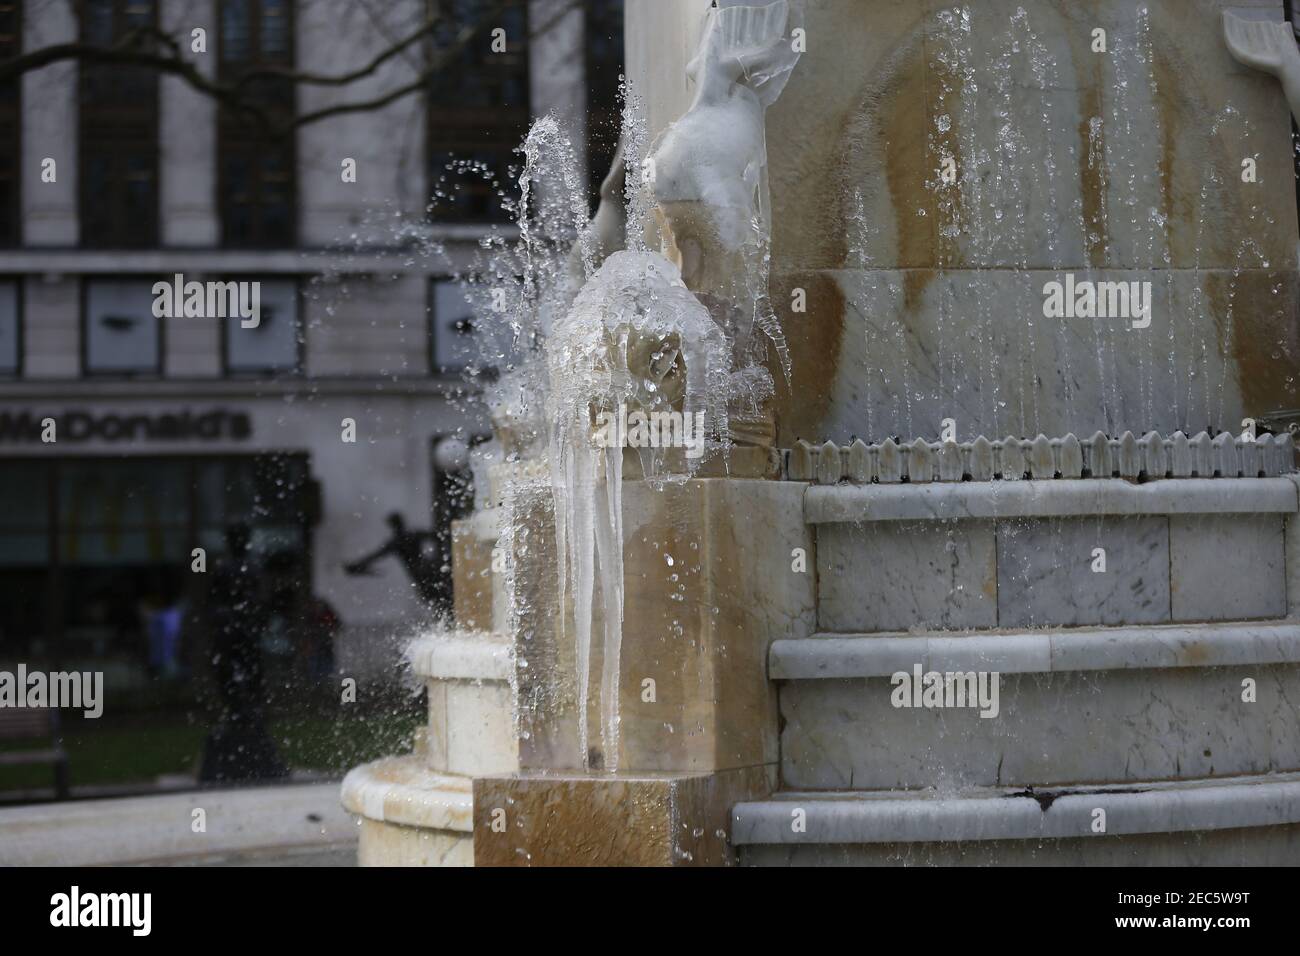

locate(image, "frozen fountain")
[[344, 0, 1300, 865]]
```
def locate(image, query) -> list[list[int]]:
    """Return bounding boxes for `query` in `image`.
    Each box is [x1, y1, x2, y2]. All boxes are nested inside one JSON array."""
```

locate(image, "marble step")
[[732, 772, 1300, 865], [770, 622, 1300, 790], [809, 481, 1298, 632]]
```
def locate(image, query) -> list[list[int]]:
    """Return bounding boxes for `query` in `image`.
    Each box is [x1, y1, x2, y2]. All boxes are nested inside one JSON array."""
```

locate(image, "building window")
[[585, 0, 624, 212], [0, 0, 20, 247], [83, 279, 161, 376], [224, 278, 300, 374], [429, 278, 477, 372], [0, 279, 18, 375], [429, 277, 527, 375], [79, 0, 160, 248], [426, 0, 529, 222], [218, 0, 296, 247]]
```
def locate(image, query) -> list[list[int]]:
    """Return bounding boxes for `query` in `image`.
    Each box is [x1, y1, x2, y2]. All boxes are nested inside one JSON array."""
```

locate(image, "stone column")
[[473, 476, 814, 866], [22, 0, 78, 246]]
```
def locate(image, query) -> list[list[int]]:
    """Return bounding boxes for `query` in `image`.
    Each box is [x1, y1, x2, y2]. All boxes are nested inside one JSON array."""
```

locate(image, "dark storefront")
[[0, 453, 315, 687]]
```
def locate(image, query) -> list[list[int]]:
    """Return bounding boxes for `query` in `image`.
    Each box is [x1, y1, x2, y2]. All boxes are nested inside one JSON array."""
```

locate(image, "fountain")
[[343, 0, 1300, 865]]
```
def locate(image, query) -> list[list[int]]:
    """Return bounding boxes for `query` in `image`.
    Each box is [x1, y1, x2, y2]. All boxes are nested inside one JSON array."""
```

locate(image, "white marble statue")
[[1223, 12, 1300, 122], [645, 0, 803, 447]]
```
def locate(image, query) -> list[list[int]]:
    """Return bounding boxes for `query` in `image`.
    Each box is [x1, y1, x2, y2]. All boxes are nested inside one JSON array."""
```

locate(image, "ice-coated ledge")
[[770, 622, 1300, 679], [340, 756, 473, 833], [731, 772, 1300, 845], [805, 476, 1299, 524], [785, 431, 1295, 484], [407, 632, 514, 682]]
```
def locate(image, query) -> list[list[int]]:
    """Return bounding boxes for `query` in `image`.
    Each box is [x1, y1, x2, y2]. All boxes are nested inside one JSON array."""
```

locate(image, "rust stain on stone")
[[1209, 271, 1300, 415], [770, 271, 845, 446], [1077, 82, 1108, 268], [1152, 52, 1179, 252], [884, 42, 938, 272]]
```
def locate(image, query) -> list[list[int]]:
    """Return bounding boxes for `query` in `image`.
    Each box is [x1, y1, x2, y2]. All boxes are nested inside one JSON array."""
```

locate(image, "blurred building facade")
[[0, 0, 623, 694]]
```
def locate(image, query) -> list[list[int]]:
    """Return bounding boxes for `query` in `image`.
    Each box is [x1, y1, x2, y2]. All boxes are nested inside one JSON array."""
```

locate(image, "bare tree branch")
[[0, 0, 522, 137]]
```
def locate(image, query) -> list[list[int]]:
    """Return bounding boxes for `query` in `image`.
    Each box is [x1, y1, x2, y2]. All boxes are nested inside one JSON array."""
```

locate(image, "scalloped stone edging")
[[785, 431, 1296, 484]]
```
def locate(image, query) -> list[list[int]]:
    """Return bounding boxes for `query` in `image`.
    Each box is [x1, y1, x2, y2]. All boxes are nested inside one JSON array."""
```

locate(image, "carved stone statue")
[[1223, 12, 1300, 122], [645, 0, 802, 451]]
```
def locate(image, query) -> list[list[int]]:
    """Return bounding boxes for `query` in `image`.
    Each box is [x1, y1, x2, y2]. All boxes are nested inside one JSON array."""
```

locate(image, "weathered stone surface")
[[740, 822, 1300, 866], [452, 517, 494, 632], [774, 267, 1300, 447], [358, 820, 471, 867], [1290, 479, 1300, 619], [520, 479, 815, 774], [444, 680, 518, 777], [1169, 514, 1287, 622], [997, 515, 1170, 627], [817, 520, 998, 632], [472, 766, 774, 866], [779, 664, 1300, 790]]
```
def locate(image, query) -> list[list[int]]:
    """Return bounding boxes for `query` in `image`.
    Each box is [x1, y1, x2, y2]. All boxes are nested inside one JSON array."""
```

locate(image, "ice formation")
[[647, 0, 803, 388], [547, 250, 730, 770]]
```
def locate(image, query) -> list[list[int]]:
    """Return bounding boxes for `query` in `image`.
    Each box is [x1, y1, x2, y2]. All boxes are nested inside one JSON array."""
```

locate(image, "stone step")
[[770, 622, 1300, 790], [341, 756, 474, 867], [731, 772, 1300, 865], [808, 478, 1298, 632]]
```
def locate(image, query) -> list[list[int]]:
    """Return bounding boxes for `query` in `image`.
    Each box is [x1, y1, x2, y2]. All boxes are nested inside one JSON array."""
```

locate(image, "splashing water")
[[546, 250, 730, 770]]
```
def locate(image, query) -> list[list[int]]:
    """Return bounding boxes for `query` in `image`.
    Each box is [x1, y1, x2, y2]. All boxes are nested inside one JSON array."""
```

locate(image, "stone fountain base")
[[344, 434, 1300, 866]]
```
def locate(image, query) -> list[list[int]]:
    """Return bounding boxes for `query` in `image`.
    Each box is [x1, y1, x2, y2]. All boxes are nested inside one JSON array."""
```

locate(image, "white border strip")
[[805, 477, 1298, 523], [770, 622, 1300, 679], [732, 773, 1300, 844]]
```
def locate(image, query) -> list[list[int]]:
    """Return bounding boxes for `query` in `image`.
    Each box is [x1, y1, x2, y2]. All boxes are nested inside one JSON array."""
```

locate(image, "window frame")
[[220, 275, 304, 378], [427, 275, 476, 376], [425, 0, 531, 224], [80, 277, 165, 378], [216, 0, 299, 249], [77, 0, 162, 249], [0, 277, 21, 377]]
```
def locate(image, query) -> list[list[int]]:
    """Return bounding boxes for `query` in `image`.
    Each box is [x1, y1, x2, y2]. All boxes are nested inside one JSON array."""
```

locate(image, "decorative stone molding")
[[785, 431, 1296, 484], [769, 622, 1300, 680], [805, 476, 1299, 524], [340, 757, 473, 834], [407, 632, 513, 683]]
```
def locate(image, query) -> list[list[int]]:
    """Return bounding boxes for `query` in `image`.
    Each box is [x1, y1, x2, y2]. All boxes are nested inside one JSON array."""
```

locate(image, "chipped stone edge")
[[340, 756, 473, 833], [731, 772, 1300, 844], [785, 431, 1296, 484], [769, 622, 1300, 679]]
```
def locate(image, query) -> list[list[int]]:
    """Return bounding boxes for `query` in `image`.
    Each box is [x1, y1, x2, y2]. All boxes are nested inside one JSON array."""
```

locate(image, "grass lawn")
[[0, 700, 423, 795]]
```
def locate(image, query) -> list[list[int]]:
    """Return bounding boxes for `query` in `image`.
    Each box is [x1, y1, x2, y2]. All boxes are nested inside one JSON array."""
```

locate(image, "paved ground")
[[160, 843, 357, 867]]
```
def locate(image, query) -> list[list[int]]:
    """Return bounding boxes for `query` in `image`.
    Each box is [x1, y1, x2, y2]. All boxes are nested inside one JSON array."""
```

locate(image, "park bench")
[[0, 707, 69, 799]]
